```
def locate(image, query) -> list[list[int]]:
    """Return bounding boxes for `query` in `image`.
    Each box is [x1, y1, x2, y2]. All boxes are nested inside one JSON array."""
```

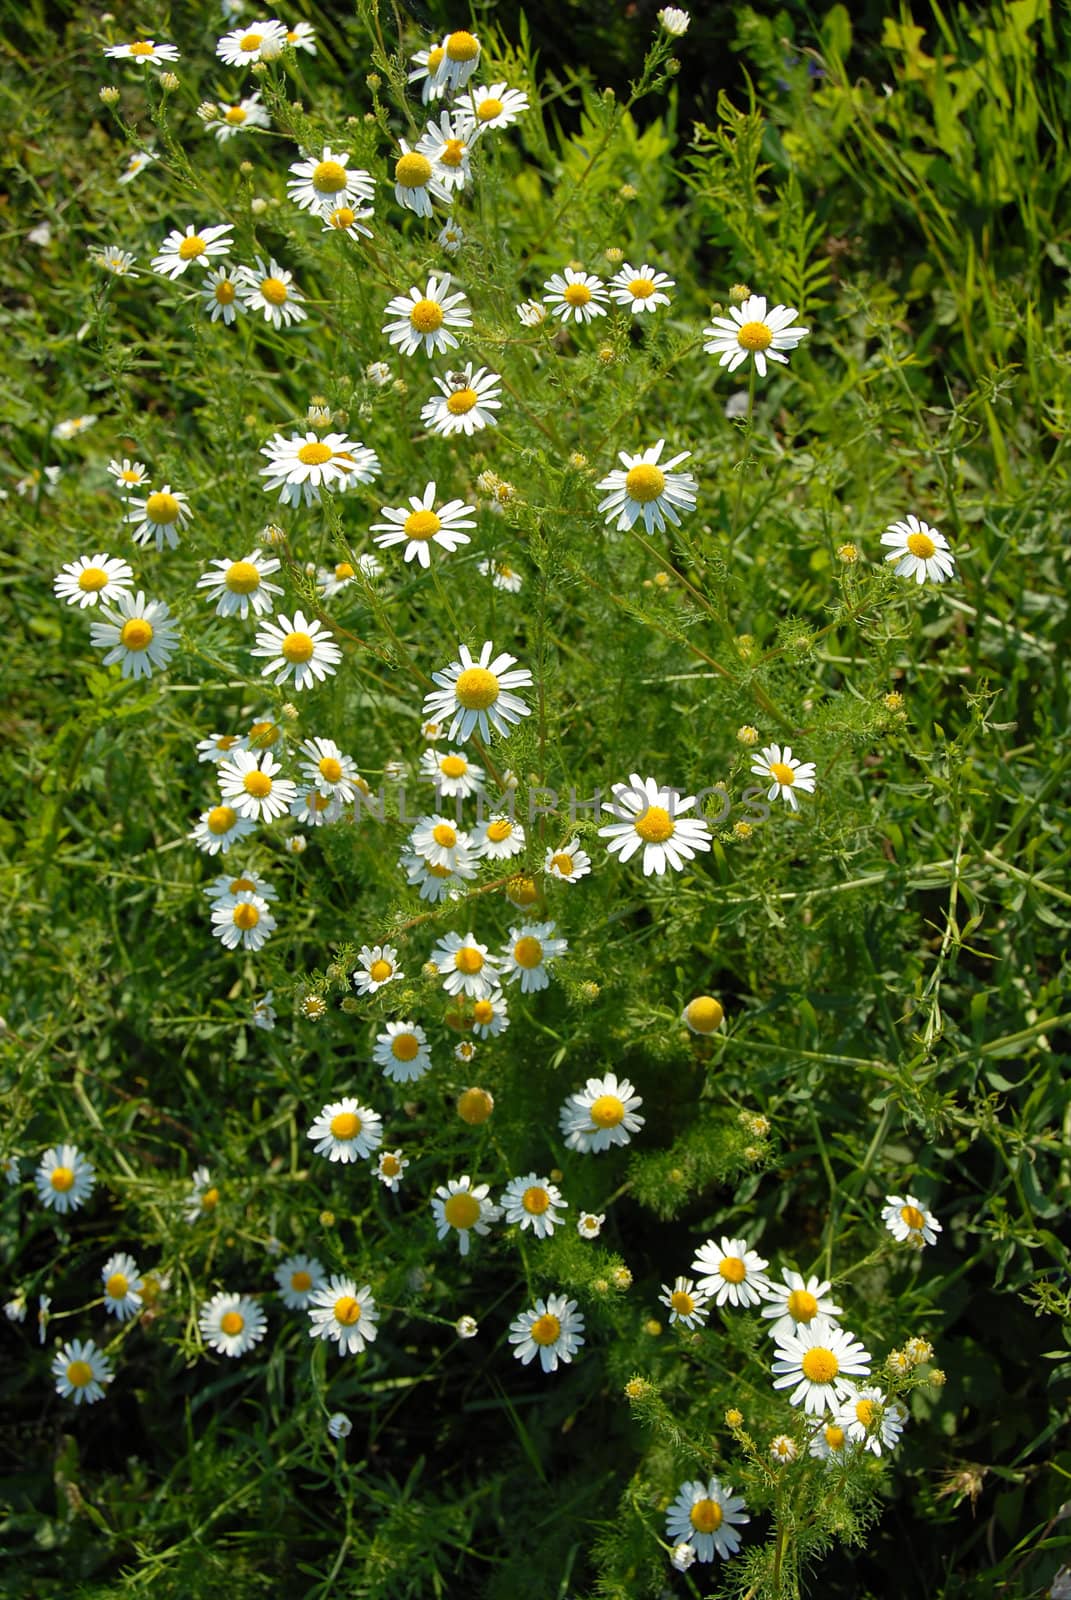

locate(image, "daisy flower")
[[542, 268, 610, 324], [218, 749, 296, 823], [287, 145, 374, 215], [307, 1278, 379, 1355], [371, 480, 476, 568], [54, 552, 133, 609], [252, 992, 277, 1030], [374, 1149, 409, 1190], [477, 558, 522, 592], [382, 274, 472, 358], [665, 1477, 749, 1563], [210, 890, 276, 952], [274, 1253, 326, 1310], [188, 804, 257, 855], [416, 111, 474, 194], [759, 1270, 843, 1342], [559, 1073, 645, 1154], [596, 439, 697, 534], [2, 1156, 19, 1185], [101, 1252, 143, 1321], [182, 1165, 220, 1222], [431, 1174, 500, 1255], [703, 293, 810, 376], [508, 1293, 584, 1373], [608, 262, 675, 314], [199, 1292, 267, 1357], [770, 1435, 798, 1464], [598, 774, 712, 876], [469, 813, 525, 860], [430, 930, 500, 999], [260, 431, 377, 507], [93, 246, 138, 276], [420, 747, 485, 800], [691, 1236, 770, 1308], [500, 1173, 568, 1239], [216, 19, 288, 66], [391, 138, 451, 216], [454, 1039, 477, 1065], [809, 1420, 850, 1463], [52, 1339, 112, 1405], [89, 591, 178, 680], [203, 868, 277, 902], [152, 224, 233, 280], [205, 93, 270, 141], [201, 265, 245, 325], [322, 202, 375, 240], [307, 1099, 383, 1163], [544, 837, 592, 882], [408, 40, 449, 102], [880, 514, 956, 585], [291, 785, 342, 827], [659, 1275, 710, 1329], [659, 6, 691, 34], [373, 1022, 432, 1084], [402, 854, 472, 903], [436, 30, 482, 95], [197, 548, 282, 618], [107, 458, 149, 494], [422, 639, 533, 743], [500, 920, 567, 993], [285, 21, 317, 53], [238, 257, 307, 328], [52, 414, 97, 441], [577, 1211, 604, 1239], [317, 554, 380, 597], [118, 149, 155, 183], [125, 484, 192, 551], [750, 744, 817, 811], [421, 364, 502, 438], [251, 611, 342, 691], [470, 989, 509, 1038], [104, 38, 180, 63], [771, 1316, 872, 1414], [882, 1193, 942, 1248], [460, 81, 530, 131], [438, 221, 464, 255], [837, 1385, 908, 1456], [682, 995, 724, 1034], [351, 944, 404, 996], [298, 737, 359, 801], [408, 816, 473, 874]]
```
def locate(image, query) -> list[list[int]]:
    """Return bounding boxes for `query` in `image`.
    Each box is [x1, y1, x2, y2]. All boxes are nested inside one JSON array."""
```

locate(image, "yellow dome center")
[[369, 959, 393, 982], [232, 902, 260, 930], [563, 282, 591, 307], [381, 1154, 401, 1177], [718, 1256, 747, 1284], [330, 1112, 361, 1140], [396, 151, 433, 188], [243, 770, 272, 798], [426, 45, 444, 69], [409, 297, 444, 332], [391, 1033, 420, 1061], [120, 469, 142, 482], [443, 1192, 481, 1229], [900, 1203, 926, 1230], [522, 1185, 550, 1214], [297, 441, 333, 465], [446, 387, 478, 415], [313, 159, 348, 192], [670, 1290, 695, 1315], [907, 531, 936, 559], [177, 237, 206, 261], [201, 1187, 220, 1208], [207, 805, 237, 835], [530, 1312, 561, 1346], [120, 618, 153, 651], [334, 1295, 361, 1324], [457, 1088, 493, 1124], [50, 1166, 74, 1192], [487, 818, 513, 842], [334, 563, 355, 580], [224, 105, 247, 124], [290, 1270, 313, 1292], [786, 1289, 819, 1321], [550, 851, 574, 875], [106, 1272, 129, 1299], [240, 31, 263, 50], [855, 1398, 877, 1426], [440, 138, 466, 167], [454, 946, 484, 974], [440, 755, 467, 778], [477, 97, 504, 121], [737, 319, 773, 350], [248, 720, 280, 746], [317, 756, 342, 784], [589, 1094, 624, 1129], [215, 280, 236, 304], [471, 1002, 494, 1028], [146, 491, 181, 522], [66, 1360, 94, 1386], [634, 804, 674, 842], [229, 877, 256, 894], [628, 276, 656, 299], [508, 875, 538, 904], [445, 29, 479, 61], [685, 996, 723, 1033], [513, 936, 543, 968], [404, 509, 442, 540], [824, 1424, 846, 1450], [432, 823, 457, 848], [769, 761, 796, 786], [281, 631, 315, 663], [801, 1347, 840, 1383], [260, 276, 289, 305], [690, 1498, 723, 1534], [625, 463, 666, 502], [220, 1311, 245, 1336], [225, 560, 261, 594], [329, 206, 356, 228], [129, 41, 154, 56], [455, 666, 499, 709], [78, 566, 109, 591]]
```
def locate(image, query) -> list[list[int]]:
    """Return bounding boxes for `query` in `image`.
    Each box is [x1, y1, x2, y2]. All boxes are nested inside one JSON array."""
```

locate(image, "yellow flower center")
[[487, 819, 513, 842], [229, 877, 256, 894], [786, 1289, 819, 1322], [690, 1498, 723, 1534], [330, 1112, 361, 1140], [900, 1203, 926, 1230], [443, 1192, 481, 1229], [769, 761, 796, 786], [824, 1424, 846, 1450], [589, 1094, 625, 1129], [432, 823, 458, 848], [508, 875, 538, 905], [628, 276, 656, 299], [282, 631, 315, 663], [427, 46, 444, 70], [334, 1296, 362, 1325], [801, 1347, 840, 1383], [477, 96, 504, 120], [290, 1270, 313, 1292], [305, 788, 333, 813], [66, 1360, 94, 1386], [737, 319, 773, 351], [404, 509, 442, 541], [78, 566, 109, 591], [120, 468, 142, 482], [106, 1272, 129, 1299], [633, 805, 673, 843], [855, 1398, 877, 1426], [520, 1312, 560, 1351], [445, 29, 479, 61], [368, 959, 393, 982], [334, 563, 355, 580], [563, 282, 591, 307], [201, 1187, 220, 1208], [220, 1311, 245, 1336], [239, 31, 263, 50], [718, 1256, 747, 1284], [440, 755, 467, 779], [472, 1002, 493, 1025], [232, 902, 260, 930], [455, 666, 499, 709], [550, 851, 574, 875], [312, 159, 348, 192], [409, 297, 444, 333], [670, 1290, 695, 1315], [207, 805, 237, 835], [129, 41, 154, 56], [625, 463, 666, 502], [297, 441, 332, 466], [457, 1088, 493, 1124], [146, 490, 181, 523], [907, 531, 936, 559], [225, 559, 261, 594], [522, 1185, 550, 1214], [329, 206, 356, 228], [446, 387, 478, 415], [396, 151, 433, 188], [309, 758, 340, 788], [685, 996, 723, 1033], [243, 770, 272, 798], [215, 280, 236, 304], [381, 1154, 402, 1177], [391, 1033, 420, 1061], [224, 105, 247, 124], [440, 138, 466, 167], [260, 276, 289, 305], [177, 237, 206, 261], [513, 936, 543, 968], [248, 719, 280, 746], [454, 946, 484, 974], [120, 618, 153, 651], [50, 1166, 75, 1192]]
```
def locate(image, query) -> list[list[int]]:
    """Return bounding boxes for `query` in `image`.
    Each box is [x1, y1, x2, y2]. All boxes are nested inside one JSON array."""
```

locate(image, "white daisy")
[[407, 816, 473, 874], [321, 201, 375, 240], [470, 989, 509, 1038], [691, 1235, 770, 1308], [284, 21, 317, 52], [598, 774, 712, 876], [476, 558, 522, 592], [125, 484, 192, 550], [373, 1022, 432, 1084], [416, 111, 474, 194], [771, 1316, 872, 1414], [297, 736, 359, 801], [544, 838, 592, 882], [260, 431, 378, 507], [307, 1277, 379, 1355], [435, 30, 482, 94], [252, 991, 277, 1030], [52, 414, 97, 441], [577, 1211, 604, 1239], [238, 257, 307, 328], [104, 38, 180, 63], [218, 749, 296, 823], [197, 732, 247, 763], [419, 748, 485, 800], [118, 148, 155, 183], [151, 224, 233, 280], [251, 610, 342, 691], [197, 548, 282, 618], [837, 1385, 908, 1456], [608, 261, 675, 314], [703, 293, 810, 376], [101, 1252, 143, 1321], [351, 944, 404, 996], [808, 1419, 850, 1462], [455, 1039, 477, 1064], [408, 40, 449, 102], [459, 81, 530, 131], [559, 1073, 645, 1154], [382, 274, 472, 358], [182, 1165, 220, 1223], [508, 1293, 584, 1373], [317, 554, 380, 597], [52, 1338, 113, 1405], [216, 19, 288, 66], [421, 364, 502, 438], [53, 552, 133, 609], [93, 246, 138, 276], [596, 439, 697, 534], [401, 854, 473, 903], [205, 93, 270, 141], [469, 813, 525, 860], [273, 1253, 326, 1309], [431, 1174, 500, 1255], [2, 1156, 19, 1185], [89, 591, 178, 680], [759, 1270, 843, 1341], [880, 514, 956, 585], [210, 890, 276, 952], [421, 639, 533, 743], [391, 138, 450, 216], [659, 6, 691, 35], [430, 930, 500, 999], [286, 144, 374, 215], [374, 1149, 409, 1190], [438, 220, 465, 255], [500, 1173, 568, 1239], [106, 458, 149, 494], [516, 298, 548, 327], [659, 1275, 710, 1329], [665, 1477, 749, 1563], [500, 920, 567, 993], [750, 744, 817, 811], [307, 1099, 383, 1163], [371, 480, 476, 568], [542, 268, 610, 324], [201, 264, 245, 325], [882, 1193, 941, 1248], [198, 1291, 267, 1357], [188, 803, 257, 855]]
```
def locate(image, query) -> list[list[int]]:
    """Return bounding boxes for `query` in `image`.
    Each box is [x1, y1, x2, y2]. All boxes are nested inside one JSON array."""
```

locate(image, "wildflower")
[[287, 145, 374, 216], [371, 481, 476, 568], [318, 555, 379, 597], [391, 138, 450, 216], [430, 931, 500, 999], [750, 744, 817, 811], [351, 944, 404, 996], [460, 81, 529, 130], [118, 148, 156, 183], [419, 748, 485, 800], [509, 1292, 584, 1373], [597, 439, 697, 536], [516, 299, 547, 327], [837, 1385, 909, 1456], [373, 1022, 432, 1084], [665, 1478, 749, 1563], [183, 1166, 220, 1222], [704, 293, 809, 376], [431, 1175, 500, 1255], [598, 774, 712, 876], [691, 1236, 771, 1307], [670, 1543, 696, 1572], [52, 414, 97, 441], [274, 1253, 326, 1309], [93, 246, 138, 276], [205, 93, 270, 140], [125, 485, 192, 551], [771, 1316, 872, 1414], [542, 267, 609, 324], [322, 201, 375, 240], [417, 111, 475, 194], [54, 552, 133, 609], [151, 223, 233, 280], [217, 750, 295, 823], [470, 990, 510, 1038], [52, 1339, 113, 1405], [544, 838, 592, 883], [408, 40, 449, 103], [287, 835, 308, 856], [455, 1314, 479, 1339], [421, 363, 502, 438], [101, 1252, 143, 1320], [737, 724, 760, 744], [476, 559, 522, 594], [300, 991, 325, 1016], [438, 220, 464, 255], [107, 459, 149, 495], [725, 1407, 744, 1427], [197, 549, 282, 619], [238, 257, 307, 328], [5, 1293, 26, 1322], [454, 1039, 477, 1063], [436, 29, 481, 94], [500, 1173, 568, 1239], [216, 20, 288, 66], [409, 816, 474, 875], [880, 514, 956, 585], [199, 1292, 267, 1358], [252, 991, 276, 1030], [658, 7, 691, 35], [577, 1211, 604, 1239], [285, 21, 316, 52], [2, 1156, 19, 1185], [882, 1193, 941, 1248], [297, 737, 359, 802], [500, 920, 568, 993], [809, 1421, 850, 1462], [210, 890, 276, 952], [374, 1149, 409, 1190], [188, 804, 257, 855], [559, 1073, 645, 1154], [760, 1270, 843, 1341], [259, 430, 378, 508], [469, 814, 525, 862], [659, 1276, 710, 1329], [681, 995, 725, 1035], [838, 542, 859, 564], [905, 1335, 935, 1366], [608, 262, 675, 314], [327, 1412, 352, 1438], [456, 1087, 494, 1125], [422, 639, 533, 743], [382, 274, 472, 358], [104, 38, 181, 63], [307, 1099, 383, 1162], [770, 1434, 798, 1464], [251, 611, 342, 691], [366, 361, 391, 387]]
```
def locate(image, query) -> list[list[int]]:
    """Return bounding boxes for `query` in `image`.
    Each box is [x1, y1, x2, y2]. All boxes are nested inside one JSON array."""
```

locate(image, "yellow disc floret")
[[900, 1203, 926, 1230], [50, 1166, 75, 1192], [513, 936, 543, 968], [312, 159, 348, 193], [369, 958, 393, 982], [433, 823, 458, 848], [78, 566, 109, 592], [106, 1273, 129, 1299], [563, 282, 592, 307], [718, 1256, 747, 1284], [297, 441, 333, 466], [455, 667, 499, 708], [786, 1289, 819, 1322], [330, 1112, 361, 1140], [670, 1290, 695, 1315], [685, 996, 724, 1033], [290, 1270, 313, 1292], [232, 902, 260, 931], [177, 236, 206, 261], [409, 297, 444, 333], [530, 1312, 561, 1345], [260, 276, 289, 305], [633, 805, 674, 842], [334, 1296, 361, 1324], [737, 319, 773, 351], [522, 1185, 550, 1215], [243, 770, 272, 798], [487, 818, 513, 842], [907, 531, 936, 559], [446, 387, 478, 415], [404, 509, 442, 540], [391, 1033, 420, 1061], [225, 560, 261, 594], [220, 1311, 245, 1336], [477, 97, 503, 121], [625, 463, 666, 502], [66, 1360, 94, 1386], [443, 1192, 480, 1229], [589, 1094, 625, 1129], [454, 945, 484, 975], [282, 631, 314, 663], [440, 755, 467, 778], [801, 1347, 840, 1383], [146, 491, 181, 523], [395, 152, 433, 188], [445, 30, 479, 61], [690, 1499, 723, 1534], [120, 618, 153, 651], [207, 805, 237, 835]]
